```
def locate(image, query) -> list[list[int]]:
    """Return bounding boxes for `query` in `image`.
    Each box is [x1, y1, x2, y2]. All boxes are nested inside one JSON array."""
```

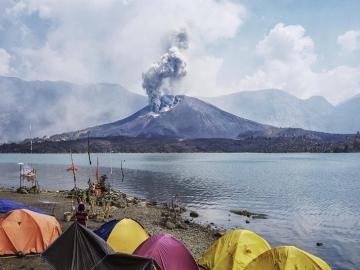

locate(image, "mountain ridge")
[[0, 76, 147, 142], [203, 88, 360, 133], [1, 76, 360, 143]]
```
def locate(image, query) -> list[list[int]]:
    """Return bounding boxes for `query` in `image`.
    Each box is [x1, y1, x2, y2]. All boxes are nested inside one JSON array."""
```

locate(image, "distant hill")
[[204, 89, 360, 134], [203, 89, 334, 132], [329, 95, 360, 133], [0, 76, 147, 142]]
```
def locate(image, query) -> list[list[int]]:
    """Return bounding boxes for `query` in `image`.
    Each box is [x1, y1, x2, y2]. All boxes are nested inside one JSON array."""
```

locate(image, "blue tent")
[[0, 199, 50, 215], [94, 219, 119, 240]]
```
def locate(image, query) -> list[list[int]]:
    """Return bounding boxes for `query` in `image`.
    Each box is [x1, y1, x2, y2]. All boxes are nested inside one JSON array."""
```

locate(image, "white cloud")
[[337, 30, 360, 52], [256, 23, 316, 65], [1, 2, 359, 104], [3, 0, 245, 95], [0, 48, 11, 75], [316, 66, 360, 102], [233, 23, 360, 103], [182, 56, 224, 96]]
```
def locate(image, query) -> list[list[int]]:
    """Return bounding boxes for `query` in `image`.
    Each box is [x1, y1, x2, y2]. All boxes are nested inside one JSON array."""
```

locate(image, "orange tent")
[[0, 209, 62, 255]]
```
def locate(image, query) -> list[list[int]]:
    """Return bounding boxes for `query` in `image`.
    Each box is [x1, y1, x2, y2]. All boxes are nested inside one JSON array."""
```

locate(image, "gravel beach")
[[0, 188, 216, 270]]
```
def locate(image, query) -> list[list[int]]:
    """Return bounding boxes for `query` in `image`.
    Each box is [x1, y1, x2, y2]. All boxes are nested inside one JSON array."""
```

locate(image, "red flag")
[[66, 165, 78, 171], [96, 157, 100, 182]]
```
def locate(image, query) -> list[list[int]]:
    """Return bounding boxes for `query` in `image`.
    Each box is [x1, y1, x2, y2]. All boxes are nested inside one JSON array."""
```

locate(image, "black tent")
[[92, 253, 161, 270], [42, 222, 162, 270], [42, 222, 113, 270]]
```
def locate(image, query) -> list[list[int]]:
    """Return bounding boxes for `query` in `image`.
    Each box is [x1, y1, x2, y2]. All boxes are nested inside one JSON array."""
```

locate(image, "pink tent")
[[133, 233, 198, 270]]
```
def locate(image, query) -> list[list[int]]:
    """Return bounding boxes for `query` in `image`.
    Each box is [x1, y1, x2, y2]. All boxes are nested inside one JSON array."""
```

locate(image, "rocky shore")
[[0, 188, 217, 270]]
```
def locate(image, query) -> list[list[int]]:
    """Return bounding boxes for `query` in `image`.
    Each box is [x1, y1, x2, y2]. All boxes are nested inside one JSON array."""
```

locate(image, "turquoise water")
[[0, 153, 359, 269]]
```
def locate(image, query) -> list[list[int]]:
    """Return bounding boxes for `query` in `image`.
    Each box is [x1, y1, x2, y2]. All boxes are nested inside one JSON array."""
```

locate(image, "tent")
[[0, 209, 61, 255], [94, 218, 150, 254], [243, 246, 331, 270], [92, 253, 161, 270], [198, 229, 271, 270], [0, 199, 50, 215], [134, 233, 198, 270], [94, 219, 119, 241], [43, 222, 161, 270], [42, 222, 113, 270]]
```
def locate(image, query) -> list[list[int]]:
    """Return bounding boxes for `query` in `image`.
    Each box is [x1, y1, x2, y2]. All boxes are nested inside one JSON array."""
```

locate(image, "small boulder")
[[252, 214, 268, 219], [190, 211, 199, 218], [147, 201, 158, 206], [165, 221, 176, 230], [214, 230, 225, 238], [138, 201, 147, 207], [112, 200, 126, 208], [126, 196, 135, 203], [177, 222, 189, 230]]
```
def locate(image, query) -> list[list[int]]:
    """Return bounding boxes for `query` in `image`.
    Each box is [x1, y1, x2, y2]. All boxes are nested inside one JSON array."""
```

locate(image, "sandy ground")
[[0, 189, 216, 270]]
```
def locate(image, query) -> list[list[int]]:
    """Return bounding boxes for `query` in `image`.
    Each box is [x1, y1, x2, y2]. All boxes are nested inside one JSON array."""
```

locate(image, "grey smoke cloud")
[[142, 30, 189, 112], [169, 29, 189, 50]]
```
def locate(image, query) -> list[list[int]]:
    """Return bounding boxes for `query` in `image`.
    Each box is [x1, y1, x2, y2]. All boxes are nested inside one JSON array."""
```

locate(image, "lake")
[[0, 153, 359, 269]]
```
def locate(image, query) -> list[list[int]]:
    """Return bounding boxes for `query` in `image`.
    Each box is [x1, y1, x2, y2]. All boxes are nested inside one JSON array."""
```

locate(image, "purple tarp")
[[134, 233, 198, 270]]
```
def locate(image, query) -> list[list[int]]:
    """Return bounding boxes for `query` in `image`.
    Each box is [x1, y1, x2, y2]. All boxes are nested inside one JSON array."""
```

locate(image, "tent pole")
[[19, 163, 22, 188]]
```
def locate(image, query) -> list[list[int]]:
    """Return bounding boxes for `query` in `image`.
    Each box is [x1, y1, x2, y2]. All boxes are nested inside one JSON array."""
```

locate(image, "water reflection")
[[0, 153, 359, 269]]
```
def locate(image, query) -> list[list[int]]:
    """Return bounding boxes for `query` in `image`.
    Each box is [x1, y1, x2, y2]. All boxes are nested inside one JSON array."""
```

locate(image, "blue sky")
[[237, 0, 360, 68], [0, 0, 359, 103]]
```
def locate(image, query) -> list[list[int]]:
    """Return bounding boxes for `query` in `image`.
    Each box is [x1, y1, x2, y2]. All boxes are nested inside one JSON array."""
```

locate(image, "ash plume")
[[142, 30, 189, 112]]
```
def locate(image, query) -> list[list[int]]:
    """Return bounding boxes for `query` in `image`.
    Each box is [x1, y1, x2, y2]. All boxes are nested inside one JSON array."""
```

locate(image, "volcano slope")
[[50, 95, 275, 140]]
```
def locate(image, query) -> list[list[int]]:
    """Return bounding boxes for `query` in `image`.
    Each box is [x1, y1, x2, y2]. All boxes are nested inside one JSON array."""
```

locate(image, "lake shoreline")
[[0, 187, 217, 270], [1, 134, 359, 153]]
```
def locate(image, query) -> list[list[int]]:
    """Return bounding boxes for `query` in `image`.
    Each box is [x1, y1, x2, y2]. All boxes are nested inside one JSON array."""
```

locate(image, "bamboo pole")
[[70, 149, 77, 190]]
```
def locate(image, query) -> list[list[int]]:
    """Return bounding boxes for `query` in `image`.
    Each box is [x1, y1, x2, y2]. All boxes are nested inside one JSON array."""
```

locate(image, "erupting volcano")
[[50, 94, 275, 141], [142, 30, 188, 112], [47, 30, 341, 143]]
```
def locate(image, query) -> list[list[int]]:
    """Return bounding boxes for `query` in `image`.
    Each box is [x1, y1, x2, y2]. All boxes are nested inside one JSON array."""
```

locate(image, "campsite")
[[0, 187, 332, 270], [0, 188, 216, 269]]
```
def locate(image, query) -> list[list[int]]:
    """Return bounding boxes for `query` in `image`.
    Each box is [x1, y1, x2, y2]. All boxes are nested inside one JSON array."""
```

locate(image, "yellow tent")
[[106, 218, 150, 254], [198, 230, 271, 270], [244, 246, 331, 270]]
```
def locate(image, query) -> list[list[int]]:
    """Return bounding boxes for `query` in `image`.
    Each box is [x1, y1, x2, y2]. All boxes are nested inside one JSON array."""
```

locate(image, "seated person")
[[75, 203, 88, 226], [73, 196, 83, 214]]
